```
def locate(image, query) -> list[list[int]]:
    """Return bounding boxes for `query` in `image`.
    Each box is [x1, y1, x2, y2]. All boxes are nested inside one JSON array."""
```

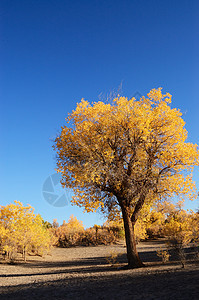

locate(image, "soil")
[[0, 239, 199, 299]]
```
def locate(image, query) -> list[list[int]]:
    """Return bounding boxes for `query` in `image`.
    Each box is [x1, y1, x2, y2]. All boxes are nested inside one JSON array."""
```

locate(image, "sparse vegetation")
[[106, 250, 122, 267], [156, 248, 170, 263]]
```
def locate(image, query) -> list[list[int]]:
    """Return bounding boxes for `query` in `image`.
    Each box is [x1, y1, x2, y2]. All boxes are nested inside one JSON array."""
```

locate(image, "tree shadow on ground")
[[0, 266, 199, 300], [1, 240, 199, 299], [0, 245, 198, 279]]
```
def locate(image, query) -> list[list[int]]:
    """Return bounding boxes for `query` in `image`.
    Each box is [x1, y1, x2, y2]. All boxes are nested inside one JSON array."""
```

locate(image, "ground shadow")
[[0, 267, 199, 299], [0, 244, 198, 279]]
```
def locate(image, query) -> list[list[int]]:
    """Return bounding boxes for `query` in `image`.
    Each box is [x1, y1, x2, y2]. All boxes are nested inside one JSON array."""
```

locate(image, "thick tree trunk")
[[121, 205, 144, 268]]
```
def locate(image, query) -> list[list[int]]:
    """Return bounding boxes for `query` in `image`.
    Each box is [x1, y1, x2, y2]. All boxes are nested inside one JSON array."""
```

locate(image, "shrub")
[[157, 249, 170, 263]]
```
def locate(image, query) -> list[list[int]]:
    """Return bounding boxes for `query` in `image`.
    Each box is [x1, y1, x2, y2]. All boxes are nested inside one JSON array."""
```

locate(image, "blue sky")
[[1, 0, 199, 228]]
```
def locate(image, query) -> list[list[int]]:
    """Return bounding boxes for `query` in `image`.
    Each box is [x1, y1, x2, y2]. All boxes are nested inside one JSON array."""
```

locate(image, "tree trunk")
[[121, 205, 144, 268], [23, 246, 27, 262]]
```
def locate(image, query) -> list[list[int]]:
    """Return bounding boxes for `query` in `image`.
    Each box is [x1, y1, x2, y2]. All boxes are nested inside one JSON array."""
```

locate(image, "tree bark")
[[121, 204, 144, 268], [23, 246, 27, 262]]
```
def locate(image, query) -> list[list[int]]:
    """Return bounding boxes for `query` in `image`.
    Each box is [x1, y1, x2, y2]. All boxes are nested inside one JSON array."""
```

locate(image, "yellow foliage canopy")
[[54, 88, 199, 214], [0, 201, 54, 261]]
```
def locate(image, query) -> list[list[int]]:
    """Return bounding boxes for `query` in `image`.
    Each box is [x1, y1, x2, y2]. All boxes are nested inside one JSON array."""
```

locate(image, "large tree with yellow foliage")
[[54, 88, 199, 268]]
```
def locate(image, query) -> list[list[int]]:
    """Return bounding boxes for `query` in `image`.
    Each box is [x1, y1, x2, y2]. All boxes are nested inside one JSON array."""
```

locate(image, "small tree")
[[0, 201, 53, 262], [145, 201, 177, 237], [54, 88, 199, 268], [54, 215, 84, 247], [163, 208, 193, 267]]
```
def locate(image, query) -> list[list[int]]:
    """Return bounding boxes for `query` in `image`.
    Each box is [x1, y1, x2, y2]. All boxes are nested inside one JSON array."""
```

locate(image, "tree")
[[0, 201, 53, 261], [54, 88, 199, 268], [162, 206, 194, 268]]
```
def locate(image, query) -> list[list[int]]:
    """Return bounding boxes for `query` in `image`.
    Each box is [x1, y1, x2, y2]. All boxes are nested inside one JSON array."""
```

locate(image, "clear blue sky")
[[1, 0, 199, 228]]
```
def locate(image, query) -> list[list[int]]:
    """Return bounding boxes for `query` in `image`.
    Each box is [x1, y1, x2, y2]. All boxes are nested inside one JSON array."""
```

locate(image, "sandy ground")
[[0, 239, 199, 299]]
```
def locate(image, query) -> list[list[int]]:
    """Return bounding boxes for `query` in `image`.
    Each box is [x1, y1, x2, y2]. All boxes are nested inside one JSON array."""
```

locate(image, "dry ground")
[[0, 239, 199, 299]]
